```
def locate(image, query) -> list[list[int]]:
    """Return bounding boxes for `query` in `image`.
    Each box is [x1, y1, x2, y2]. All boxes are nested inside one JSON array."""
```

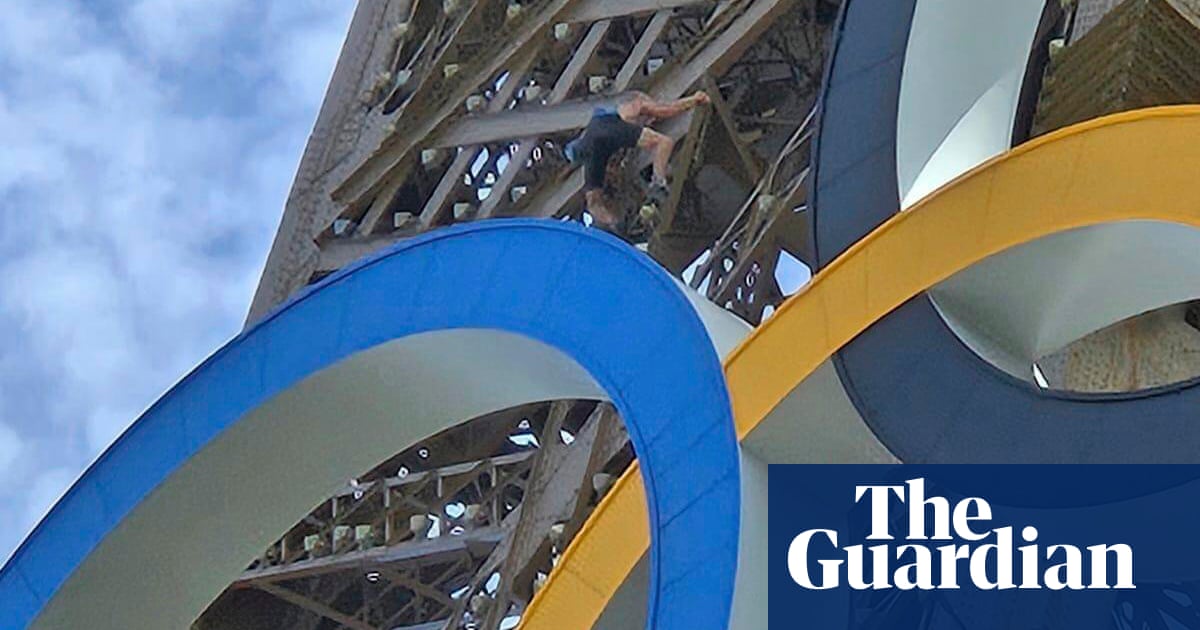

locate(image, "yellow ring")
[[519, 106, 1200, 629]]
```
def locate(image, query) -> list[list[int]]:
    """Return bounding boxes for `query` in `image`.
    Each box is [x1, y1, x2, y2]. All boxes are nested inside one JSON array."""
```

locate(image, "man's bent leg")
[[638, 128, 675, 185]]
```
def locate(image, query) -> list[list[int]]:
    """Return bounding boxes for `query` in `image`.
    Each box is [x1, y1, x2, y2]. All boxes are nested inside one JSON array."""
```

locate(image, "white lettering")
[[786, 479, 1136, 592], [1087, 544, 1134, 589], [855, 485, 905, 540], [787, 529, 841, 589]]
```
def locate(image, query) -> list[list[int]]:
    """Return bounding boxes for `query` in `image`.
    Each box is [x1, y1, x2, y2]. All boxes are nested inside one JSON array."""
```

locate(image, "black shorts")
[[581, 111, 643, 191]]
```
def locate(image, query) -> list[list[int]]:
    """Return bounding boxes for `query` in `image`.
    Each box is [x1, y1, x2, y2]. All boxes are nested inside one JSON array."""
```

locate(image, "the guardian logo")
[[788, 479, 1135, 591]]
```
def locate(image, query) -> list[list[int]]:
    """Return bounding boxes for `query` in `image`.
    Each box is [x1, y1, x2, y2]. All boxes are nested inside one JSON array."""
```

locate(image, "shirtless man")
[[564, 90, 710, 232]]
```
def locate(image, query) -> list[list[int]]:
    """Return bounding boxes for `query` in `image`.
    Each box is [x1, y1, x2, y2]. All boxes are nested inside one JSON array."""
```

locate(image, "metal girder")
[[238, 529, 504, 585], [414, 46, 540, 230], [477, 9, 672, 219], [355, 177, 406, 238], [219, 452, 533, 629], [703, 73, 762, 181], [224, 3, 844, 629], [432, 99, 620, 149], [445, 402, 629, 630], [317, 233, 414, 273], [439, 509, 523, 628], [654, 0, 798, 97], [618, 10, 674, 88], [651, 109, 708, 234], [563, 406, 628, 532], [312, 0, 798, 278], [380, 568, 457, 610], [437, 9, 673, 154], [428, 3, 724, 151], [381, 556, 475, 624], [501, 0, 795, 220], [238, 448, 536, 588], [478, 20, 614, 218], [246, 0, 408, 321], [562, 0, 707, 23], [477, 401, 573, 627], [254, 582, 377, 630], [691, 100, 814, 323], [333, 0, 587, 211]]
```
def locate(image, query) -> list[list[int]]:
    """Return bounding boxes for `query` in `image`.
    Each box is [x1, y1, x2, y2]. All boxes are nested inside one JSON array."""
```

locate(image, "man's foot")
[[649, 177, 670, 195], [638, 202, 660, 225]]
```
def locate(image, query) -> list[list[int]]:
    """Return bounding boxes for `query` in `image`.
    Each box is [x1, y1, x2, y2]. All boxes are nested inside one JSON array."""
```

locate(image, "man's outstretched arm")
[[621, 90, 710, 121]]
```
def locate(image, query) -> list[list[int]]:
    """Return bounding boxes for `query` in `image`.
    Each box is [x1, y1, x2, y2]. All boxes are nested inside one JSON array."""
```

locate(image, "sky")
[[0, 0, 356, 561]]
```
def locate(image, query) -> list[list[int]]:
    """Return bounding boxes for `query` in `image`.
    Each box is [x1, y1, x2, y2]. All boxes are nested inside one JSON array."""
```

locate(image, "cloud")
[[0, 0, 354, 561], [125, 0, 247, 63], [0, 423, 22, 479]]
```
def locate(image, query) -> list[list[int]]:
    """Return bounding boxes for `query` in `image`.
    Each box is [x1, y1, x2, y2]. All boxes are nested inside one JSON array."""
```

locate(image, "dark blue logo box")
[[767, 465, 1200, 629]]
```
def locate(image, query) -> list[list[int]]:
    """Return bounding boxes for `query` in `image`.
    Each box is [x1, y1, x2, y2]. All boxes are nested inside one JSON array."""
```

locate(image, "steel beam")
[[238, 529, 503, 585], [332, 0, 587, 211], [478, 401, 573, 627], [448, 0, 794, 221], [703, 73, 762, 181], [254, 582, 377, 630], [414, 47, 539, 230], [616, 10, 674, 89], [478, 20, 614, 218], [663, 110, 707, 229], [562, 0, 708, 23], [432, 99, 619, 149]]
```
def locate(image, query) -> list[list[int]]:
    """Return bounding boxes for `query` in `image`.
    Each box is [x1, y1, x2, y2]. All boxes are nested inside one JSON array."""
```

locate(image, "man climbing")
[[564, 90, 711, 233]]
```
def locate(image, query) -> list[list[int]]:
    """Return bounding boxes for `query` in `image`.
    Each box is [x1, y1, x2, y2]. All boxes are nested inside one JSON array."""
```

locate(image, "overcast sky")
[[0, 0, 355, 561]]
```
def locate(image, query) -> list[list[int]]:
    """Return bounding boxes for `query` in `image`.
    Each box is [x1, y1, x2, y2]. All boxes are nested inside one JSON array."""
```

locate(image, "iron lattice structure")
[[221, 2, 834, 626], [203, 0, 1179, 628]]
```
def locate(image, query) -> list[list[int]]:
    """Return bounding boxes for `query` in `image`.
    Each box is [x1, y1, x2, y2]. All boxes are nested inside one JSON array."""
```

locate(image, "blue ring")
[[0, 219, 740, 630]]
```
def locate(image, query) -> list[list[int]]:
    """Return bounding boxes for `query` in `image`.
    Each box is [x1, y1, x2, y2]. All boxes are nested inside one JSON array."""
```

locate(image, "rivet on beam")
[[355, 525, 376, 546], [453, 202, 475, 221], [443, 0, 460, 14], [410, 514, 432, 538], [510, 185, 527, 203], [549, 522, 566, 548], [465, 94, 486, 112], [553, 23, 571, 41], [593, 472, 615, 497], [373, 71, 393, 91], [756, 194, 777, 214], [332, 218, 355, 237], [443, 63, 460, 79], [392, 21, 411, 40], [506, 2, 522, 21], [588, 75, 610, 94], [303, 534, 327, 554], [421, 148, 441, 167], [394, 69, 413, 88], [393, 212, 415, 229], [523, 84, 542, 102], [1049, 37, 1065, 58]]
